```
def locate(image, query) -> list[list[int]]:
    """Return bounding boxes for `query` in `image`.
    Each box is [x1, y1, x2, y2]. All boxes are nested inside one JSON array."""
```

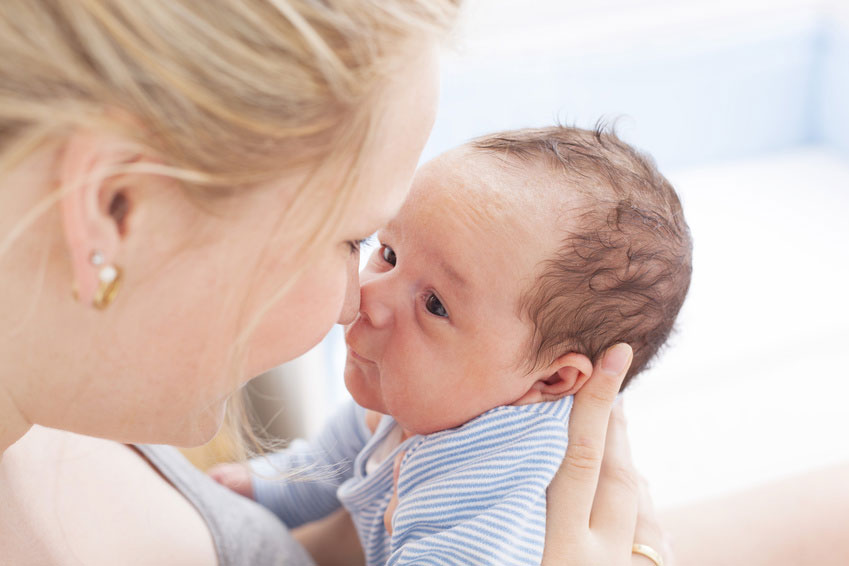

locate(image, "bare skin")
[[216, 344, 672, 566], [294, 437, 849, 566], [0, 428, 217, 566], [1, 36, 670, 563], [541, 344, 668, 566], [0, 44, 440, 566], [662, 462, 849, 566]]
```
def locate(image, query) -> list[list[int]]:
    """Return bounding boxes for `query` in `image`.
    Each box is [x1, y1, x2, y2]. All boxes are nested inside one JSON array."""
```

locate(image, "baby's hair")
[[472, 124, 692, 390]]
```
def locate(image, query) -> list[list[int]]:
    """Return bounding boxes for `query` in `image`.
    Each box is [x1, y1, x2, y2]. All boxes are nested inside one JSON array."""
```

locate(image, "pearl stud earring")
[[87, 249, 122, 310]]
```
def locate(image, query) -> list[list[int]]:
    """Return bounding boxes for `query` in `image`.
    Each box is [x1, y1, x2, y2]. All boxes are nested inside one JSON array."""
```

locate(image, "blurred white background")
[[250, 0, 849, 509]]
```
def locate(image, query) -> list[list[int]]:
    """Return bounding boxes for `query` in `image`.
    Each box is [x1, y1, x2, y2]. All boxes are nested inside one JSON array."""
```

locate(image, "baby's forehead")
[[438, 145, 574, 217], [400, 146, 582, 305]]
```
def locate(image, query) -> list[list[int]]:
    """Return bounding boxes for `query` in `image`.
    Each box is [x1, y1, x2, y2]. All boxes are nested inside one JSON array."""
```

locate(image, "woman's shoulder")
[[0, 427, 218, 566], [136, 443, 316, 566]]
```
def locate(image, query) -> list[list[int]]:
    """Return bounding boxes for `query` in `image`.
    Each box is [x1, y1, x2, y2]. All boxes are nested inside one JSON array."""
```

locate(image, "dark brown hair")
[[472, 124, 692, 390]]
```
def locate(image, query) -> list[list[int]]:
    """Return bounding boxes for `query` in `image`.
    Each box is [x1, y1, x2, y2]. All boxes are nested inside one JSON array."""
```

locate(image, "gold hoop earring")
[[93, 263, 122, 310]]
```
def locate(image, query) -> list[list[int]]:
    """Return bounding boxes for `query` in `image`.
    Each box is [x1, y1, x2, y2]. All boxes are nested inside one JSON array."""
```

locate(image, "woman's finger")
[[590, 401, 639, 542], [632, 474, 672, 565], [555, 343, 633, 532]]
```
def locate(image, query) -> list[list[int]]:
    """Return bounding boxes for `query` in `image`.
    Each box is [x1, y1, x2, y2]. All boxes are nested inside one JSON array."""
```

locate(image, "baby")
[[211, 125, 692, 565]]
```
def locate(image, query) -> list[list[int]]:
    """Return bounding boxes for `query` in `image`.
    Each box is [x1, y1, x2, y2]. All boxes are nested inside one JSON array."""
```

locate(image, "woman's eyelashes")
[[348, 235, 375, 255]]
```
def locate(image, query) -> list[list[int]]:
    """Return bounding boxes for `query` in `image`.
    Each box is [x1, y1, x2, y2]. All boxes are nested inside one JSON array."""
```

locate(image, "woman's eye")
[[381, 244, 397, 266], [425, 293, 448, 318], [348, 236, 373, 255]]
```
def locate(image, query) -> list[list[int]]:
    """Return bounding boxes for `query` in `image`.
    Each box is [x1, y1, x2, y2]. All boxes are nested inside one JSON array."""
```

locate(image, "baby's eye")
[[425, 293, 448, 318], [381, 244, 397, 266]]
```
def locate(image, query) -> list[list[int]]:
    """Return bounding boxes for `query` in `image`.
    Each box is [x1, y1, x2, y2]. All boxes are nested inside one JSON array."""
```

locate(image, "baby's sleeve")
[[250, 399, 372, 528], [386, 408, 569, 566]]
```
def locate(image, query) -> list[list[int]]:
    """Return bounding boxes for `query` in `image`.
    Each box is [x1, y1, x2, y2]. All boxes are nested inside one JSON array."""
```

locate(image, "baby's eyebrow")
[[439, 258, 468, 289], [382, 216, 402, 234]]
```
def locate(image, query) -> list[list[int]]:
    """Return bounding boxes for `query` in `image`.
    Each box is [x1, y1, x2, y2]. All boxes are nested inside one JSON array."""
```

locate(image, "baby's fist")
[[208, 462, 254, 500]]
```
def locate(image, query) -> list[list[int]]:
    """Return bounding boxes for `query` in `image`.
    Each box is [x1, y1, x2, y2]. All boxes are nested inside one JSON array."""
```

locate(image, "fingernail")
[[602, 343, 632, 374]]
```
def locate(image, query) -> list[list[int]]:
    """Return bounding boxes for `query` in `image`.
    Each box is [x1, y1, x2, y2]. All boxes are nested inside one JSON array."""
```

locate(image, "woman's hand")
[[542, 343, 671, 566]]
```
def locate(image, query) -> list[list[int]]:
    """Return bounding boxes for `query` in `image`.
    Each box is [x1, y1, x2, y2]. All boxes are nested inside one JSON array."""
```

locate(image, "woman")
[[0, 1, 665, 564]]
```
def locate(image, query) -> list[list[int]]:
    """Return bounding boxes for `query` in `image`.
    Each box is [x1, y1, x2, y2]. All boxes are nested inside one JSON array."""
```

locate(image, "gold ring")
[[632, 543, 664, 566]]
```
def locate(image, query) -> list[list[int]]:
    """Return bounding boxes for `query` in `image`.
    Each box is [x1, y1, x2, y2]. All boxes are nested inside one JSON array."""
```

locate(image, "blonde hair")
[[0, 0, 458, 180], [0, 0, 460, 263], [0, 0, 460, 453]]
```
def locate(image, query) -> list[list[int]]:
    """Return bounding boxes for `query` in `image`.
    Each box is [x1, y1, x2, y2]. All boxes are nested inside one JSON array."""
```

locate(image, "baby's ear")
[[513, 352, 593, 406]]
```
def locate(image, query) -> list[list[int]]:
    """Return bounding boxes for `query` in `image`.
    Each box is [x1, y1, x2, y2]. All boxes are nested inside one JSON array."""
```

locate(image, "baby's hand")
[[208, 462, 254, 500]]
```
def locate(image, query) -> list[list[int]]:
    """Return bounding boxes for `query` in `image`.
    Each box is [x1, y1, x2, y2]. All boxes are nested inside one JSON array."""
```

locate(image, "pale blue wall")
[[818, 22, 849, 158], [423, 17, 848, 171]]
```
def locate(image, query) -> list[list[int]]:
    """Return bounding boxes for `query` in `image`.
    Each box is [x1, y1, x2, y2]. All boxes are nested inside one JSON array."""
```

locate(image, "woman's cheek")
[[245, 255, 349, 376]]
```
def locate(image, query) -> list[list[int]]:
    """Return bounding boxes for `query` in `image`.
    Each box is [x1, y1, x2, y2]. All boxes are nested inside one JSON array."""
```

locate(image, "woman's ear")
[[59, 130, 137, 305], [513, 352, 594, 406]]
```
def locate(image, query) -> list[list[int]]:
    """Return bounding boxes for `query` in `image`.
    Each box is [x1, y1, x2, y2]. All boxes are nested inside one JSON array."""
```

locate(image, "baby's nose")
[[358, 279, 394, 328]]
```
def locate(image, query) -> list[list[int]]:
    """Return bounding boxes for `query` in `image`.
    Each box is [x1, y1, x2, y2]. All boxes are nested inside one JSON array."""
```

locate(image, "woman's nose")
[[336, 254, 361, 325]]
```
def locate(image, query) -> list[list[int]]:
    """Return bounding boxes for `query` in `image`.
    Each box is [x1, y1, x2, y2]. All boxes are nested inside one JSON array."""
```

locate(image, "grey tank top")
[[134, 445, 315, 566]]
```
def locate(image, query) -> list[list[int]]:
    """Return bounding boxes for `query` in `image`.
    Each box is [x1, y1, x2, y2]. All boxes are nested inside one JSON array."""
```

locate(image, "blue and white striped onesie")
[[251, 396, 572, 566]]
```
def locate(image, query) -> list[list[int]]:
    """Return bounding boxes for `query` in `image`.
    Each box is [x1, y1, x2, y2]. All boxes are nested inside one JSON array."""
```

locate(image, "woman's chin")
[[167, 400, 229, 448]]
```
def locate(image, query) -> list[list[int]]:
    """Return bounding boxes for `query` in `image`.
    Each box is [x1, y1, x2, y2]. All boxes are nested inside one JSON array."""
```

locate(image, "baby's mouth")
[[348, 345, 375, 365], [344, 317, 375, 364]]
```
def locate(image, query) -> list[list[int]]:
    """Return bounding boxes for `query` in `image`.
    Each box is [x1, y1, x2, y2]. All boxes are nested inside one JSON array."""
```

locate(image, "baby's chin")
[[343, 356, 389, 414]]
